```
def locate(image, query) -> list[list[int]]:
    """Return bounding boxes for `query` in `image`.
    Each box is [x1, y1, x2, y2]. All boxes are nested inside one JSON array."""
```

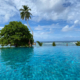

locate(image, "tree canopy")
[[0, 21, 34, 47], [19, 5, 32, 21]]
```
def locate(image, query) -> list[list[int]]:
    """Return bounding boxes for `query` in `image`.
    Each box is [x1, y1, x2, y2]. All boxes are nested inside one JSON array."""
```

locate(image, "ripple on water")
[[0, 46, 80, 80]]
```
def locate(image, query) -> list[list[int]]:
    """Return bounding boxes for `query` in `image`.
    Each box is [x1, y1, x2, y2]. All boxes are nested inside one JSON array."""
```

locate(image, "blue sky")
[[0, 0, 80, 41]]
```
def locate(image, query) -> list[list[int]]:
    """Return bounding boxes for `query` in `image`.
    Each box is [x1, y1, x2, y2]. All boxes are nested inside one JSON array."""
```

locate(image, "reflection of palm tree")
[[19, 5, 33, 46], [1, 47, 34, 79]]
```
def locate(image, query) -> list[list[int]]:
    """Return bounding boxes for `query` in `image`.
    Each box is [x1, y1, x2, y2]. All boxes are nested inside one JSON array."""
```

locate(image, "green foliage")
[[37, 41, 43, 46], [76, 41, 80, 46], [0, 21, 34, 47], [19, 5, 32, 21], [52, 42, 56, 46]]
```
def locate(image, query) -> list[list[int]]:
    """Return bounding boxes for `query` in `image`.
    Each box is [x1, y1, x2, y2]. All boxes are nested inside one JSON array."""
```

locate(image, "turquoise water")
[[0, 46, 80, 80]]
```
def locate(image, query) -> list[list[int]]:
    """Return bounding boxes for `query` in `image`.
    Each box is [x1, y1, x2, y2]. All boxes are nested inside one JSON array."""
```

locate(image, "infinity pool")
[[0, 46, 80, 80]]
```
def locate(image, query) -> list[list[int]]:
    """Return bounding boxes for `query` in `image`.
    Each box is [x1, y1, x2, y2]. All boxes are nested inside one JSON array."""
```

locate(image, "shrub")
[[76, 41, 80, 46], [37, 41, 43, 46], [52, 42, 56, 46]]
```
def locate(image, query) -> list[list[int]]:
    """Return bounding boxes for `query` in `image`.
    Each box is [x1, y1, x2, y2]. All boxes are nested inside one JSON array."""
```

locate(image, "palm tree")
[[19, 5, 33, 46]]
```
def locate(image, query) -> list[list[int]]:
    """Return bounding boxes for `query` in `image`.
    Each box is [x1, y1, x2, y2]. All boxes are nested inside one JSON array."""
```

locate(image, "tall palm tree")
[[19, 5, 33, 35], [19, 5, 33, 46]]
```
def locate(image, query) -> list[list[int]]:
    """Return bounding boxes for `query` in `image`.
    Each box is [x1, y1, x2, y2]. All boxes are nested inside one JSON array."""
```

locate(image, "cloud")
[[28, 0, 80, 24], [0, 27, 4, 29], [0, 0, 18, 23], [0, 0, 80, 24], [34, 25, 43, 30], [33, 23, 62, 41], [24, 24, 28, 26], [34, 30, 54, 41], [62, 19, 79, 32], [74, 20, 79, 24], [62, 25, 74, 32], [34, 23, 61, 31], [30, 0, 69, 21]]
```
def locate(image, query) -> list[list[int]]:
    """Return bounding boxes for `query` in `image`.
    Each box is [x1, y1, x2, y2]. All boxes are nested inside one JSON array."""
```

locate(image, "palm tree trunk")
[[27, 21, 33, 47], [27, 21, 33, 36]]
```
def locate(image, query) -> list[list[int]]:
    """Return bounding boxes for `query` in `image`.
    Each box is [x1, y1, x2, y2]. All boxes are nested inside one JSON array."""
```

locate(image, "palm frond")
[[23, 5, 28, 10], [20, 12, 25, 20], [28, 9, 31, 11], [19, 9, 24, 11], [20, 5, 32, 21]]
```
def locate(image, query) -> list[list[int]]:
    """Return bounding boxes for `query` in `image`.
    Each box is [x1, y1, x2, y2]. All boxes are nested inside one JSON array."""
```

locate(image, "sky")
[[0, 0, 80, 41]]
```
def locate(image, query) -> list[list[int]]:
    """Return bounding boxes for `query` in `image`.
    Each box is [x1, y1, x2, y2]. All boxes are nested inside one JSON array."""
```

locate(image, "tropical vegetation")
[[0, 21, 34, 47], [75, 41, 80, 46], [52, 42, 56, 46], [19, 5, 33, 35], [37, 41, 43, 46]]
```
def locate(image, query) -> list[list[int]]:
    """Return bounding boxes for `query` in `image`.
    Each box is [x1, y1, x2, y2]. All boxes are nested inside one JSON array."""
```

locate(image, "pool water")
[[0, 46, 80, 80]]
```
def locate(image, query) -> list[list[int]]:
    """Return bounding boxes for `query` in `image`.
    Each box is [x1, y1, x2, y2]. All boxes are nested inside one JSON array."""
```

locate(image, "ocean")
[[36, 41, 77, 46]]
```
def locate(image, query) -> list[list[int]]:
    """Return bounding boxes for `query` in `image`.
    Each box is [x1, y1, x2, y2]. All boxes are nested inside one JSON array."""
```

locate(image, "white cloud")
[[34, 25, 43, 30], [62, 25, 74, 32], [33, 23, 62, 40], [24, 24, 28, 26], [0, 0, 18, 23], [62, 19, 79, 32], [74, 20, 79, 24], [34, 30, 54, 41], [0, 0, 80, 24], [34, 23, 61, 31], [0, 27, 4, 30], [33, 24, 58, 40], [28, 0, 80, 24]]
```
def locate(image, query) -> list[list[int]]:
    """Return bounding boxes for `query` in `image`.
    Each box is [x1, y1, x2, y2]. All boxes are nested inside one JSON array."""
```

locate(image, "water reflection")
[[1, 47, 34, 79]]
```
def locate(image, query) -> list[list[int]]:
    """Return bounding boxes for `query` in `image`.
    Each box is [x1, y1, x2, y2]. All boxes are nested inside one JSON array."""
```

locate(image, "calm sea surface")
[[0, 46, 80, 80], [36, 41, 77, 46]]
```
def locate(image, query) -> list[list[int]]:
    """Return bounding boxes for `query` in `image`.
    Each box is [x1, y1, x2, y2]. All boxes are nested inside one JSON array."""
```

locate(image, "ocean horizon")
[[35, 40, 80, 42], [35, 41, 78, 46]]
